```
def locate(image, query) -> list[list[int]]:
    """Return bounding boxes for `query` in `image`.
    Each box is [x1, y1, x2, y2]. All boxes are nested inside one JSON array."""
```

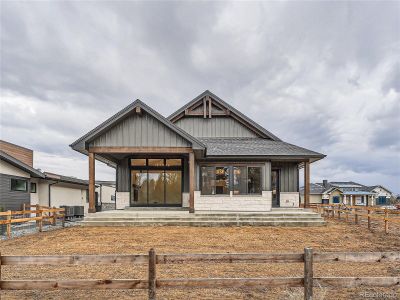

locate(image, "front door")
[[271, 170, 280, 207], [130, 158, 182, 206]]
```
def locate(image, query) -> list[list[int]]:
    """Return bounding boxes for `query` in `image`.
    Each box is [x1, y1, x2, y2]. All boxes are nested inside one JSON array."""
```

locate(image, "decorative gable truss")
[[169, 91, 281, 141]]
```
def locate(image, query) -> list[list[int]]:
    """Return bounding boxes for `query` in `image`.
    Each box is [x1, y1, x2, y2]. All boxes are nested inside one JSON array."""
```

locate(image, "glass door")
[[148, 170, 164, 205], [130, 158, 182, 206], [131, 170, 147, 206]]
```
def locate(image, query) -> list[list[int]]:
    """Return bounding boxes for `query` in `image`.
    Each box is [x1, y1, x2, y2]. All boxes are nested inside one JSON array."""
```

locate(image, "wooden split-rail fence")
[[315, 204, 400, 234], [0, 205, 65, 239], [0, 249, 399, 300]]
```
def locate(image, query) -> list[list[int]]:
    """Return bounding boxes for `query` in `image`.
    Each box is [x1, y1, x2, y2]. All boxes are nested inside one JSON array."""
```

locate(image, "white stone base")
[[182, 193, 189, 208], [194, 191, 272, 212], [116, 192, 130, 209], [280, 192, 300, 208]]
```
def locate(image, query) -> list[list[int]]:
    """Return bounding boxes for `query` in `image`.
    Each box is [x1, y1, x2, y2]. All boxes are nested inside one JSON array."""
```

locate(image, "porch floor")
[[82, 208, 325, 227]]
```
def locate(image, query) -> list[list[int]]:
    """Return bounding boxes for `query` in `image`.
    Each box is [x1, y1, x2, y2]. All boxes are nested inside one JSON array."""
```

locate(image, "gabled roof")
[[365, 185, 393, 194], [198, 138, 325, 161], [168, 90, 281, 141], [0, 150, 45, 178], [70, 99, 205, 152]]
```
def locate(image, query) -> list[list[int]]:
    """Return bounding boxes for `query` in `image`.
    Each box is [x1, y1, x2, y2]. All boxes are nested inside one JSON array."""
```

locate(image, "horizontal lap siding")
[[0, 174, 30, 211], [90, 112, 190, 148], [272, 162, 299, 193], [174, 117, 258, 138]]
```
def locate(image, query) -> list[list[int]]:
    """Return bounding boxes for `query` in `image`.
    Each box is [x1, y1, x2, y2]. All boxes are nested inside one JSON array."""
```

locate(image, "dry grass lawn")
[[1, 219, 399, 300]]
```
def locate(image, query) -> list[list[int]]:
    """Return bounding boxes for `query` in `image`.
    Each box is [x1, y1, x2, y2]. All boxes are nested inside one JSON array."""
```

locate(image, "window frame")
[[10, 178, 28, 192], [200, 164, 263, 196], [30, 182, 37, 193]]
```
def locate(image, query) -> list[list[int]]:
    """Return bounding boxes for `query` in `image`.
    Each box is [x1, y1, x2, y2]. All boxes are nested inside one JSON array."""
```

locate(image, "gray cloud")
[[1, 1, 399, 192]]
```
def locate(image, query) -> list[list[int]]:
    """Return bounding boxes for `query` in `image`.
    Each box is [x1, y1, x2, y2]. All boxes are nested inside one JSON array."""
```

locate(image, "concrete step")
[[82, 220, 326, 227], [84, 216, 323, 222], [90, 212, 319, 218]]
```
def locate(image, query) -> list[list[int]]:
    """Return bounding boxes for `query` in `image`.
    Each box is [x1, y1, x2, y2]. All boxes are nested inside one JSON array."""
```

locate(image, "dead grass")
[[1, 220, 399, 300]]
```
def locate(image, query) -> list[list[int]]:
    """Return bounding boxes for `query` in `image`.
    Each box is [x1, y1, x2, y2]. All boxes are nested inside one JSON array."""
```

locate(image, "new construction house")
[[71, 90, 325, 217]]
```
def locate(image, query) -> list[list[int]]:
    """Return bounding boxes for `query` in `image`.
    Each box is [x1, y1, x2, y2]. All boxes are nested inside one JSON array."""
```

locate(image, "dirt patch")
[[1, 220, 399, 299]]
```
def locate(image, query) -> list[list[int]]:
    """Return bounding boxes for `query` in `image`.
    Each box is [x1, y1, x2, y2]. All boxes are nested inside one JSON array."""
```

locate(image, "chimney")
[[323, 180, 328, 188]]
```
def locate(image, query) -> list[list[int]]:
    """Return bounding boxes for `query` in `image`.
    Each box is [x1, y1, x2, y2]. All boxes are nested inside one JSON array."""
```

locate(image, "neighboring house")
[[70, 90, 325, 213], [0, 140, 90, 213], [300, 180, 394, 206]]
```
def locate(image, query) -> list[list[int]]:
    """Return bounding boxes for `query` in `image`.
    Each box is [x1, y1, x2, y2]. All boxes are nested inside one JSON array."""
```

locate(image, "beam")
[[88, 147, 193, 154], [189, 151, 195, 213], [208, 96, 212, 118], [304, 160, 310, 208], [88, 153, 96, 213]]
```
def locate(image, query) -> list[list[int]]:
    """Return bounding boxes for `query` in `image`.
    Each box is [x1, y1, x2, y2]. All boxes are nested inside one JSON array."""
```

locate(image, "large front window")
[[201, 165, 262, 195]]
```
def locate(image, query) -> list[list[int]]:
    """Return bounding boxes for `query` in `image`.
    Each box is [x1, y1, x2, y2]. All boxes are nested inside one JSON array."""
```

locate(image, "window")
[[215, 167, 230, 195], [376, 196, 387, 205], [11, 178, 28, 192], [30, 182, 37, 193], [131, 159, 146, 166], [148, 159, 164, 166], [332, 196, 340, 203], [233, 167, 247, 195], [202, 165, 262, 195], [248, 167, 261, 194]]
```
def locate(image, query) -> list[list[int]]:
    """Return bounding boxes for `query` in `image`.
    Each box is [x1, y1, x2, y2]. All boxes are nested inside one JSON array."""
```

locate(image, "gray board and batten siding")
[[273, 162, 299, 193], [89, 111, 191, 148], [174, 117, 259, 138]]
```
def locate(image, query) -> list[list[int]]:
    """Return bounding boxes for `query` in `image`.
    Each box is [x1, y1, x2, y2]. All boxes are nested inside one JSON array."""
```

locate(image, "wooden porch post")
[[189, 151, 195, 213], [304, 161, 310, 208], [88, 152, 96, 213]]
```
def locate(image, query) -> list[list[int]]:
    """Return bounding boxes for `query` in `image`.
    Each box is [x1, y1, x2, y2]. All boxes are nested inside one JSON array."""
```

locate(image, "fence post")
[[384, 209, 389, 234], [0, 251, 2, 289], [304, 247, 313, 300], [367, 209, 371, 230], [354, 208, 358, 224], [62, 208, 66, 227], [38, 209, 43, 232], [148, 248, 156, 300], [35, 204, 40, 228], [6, 210, 11, 239], [52, 206, 57, 226]]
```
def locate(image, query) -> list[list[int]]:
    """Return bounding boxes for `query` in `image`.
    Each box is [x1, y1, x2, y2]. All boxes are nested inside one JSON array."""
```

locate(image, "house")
[[96, 180, 116, 211], [0, 140, 100, 213], [71, 91, 325, 213], [299, 180, 394, 206]]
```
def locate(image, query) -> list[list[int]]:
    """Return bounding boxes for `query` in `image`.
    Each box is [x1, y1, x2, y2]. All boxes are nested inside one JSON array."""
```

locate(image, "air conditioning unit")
[[73, 206, 84, 217], [60, 206, 74, 219]]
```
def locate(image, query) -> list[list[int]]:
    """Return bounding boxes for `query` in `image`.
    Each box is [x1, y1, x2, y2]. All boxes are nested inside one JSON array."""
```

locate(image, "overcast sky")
[[1, 1, 399, 193]]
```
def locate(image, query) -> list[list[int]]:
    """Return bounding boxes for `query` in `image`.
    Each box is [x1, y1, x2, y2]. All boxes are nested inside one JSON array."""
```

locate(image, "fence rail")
[[0, 205, 65, 239], [315, 204, 400, 234], [0, 249, 399, 300]]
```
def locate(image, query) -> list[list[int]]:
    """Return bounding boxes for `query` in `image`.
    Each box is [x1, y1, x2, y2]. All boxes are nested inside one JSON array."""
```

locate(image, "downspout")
[[48, 181, 59, 207]]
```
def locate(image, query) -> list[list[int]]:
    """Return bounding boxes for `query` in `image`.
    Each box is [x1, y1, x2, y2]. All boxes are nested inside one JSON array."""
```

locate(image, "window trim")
[[200, 164, 263, 196]]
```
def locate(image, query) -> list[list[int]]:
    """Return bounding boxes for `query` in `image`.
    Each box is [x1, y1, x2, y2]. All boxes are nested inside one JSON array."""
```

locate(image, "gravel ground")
[[0, 219, 399, 300]]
